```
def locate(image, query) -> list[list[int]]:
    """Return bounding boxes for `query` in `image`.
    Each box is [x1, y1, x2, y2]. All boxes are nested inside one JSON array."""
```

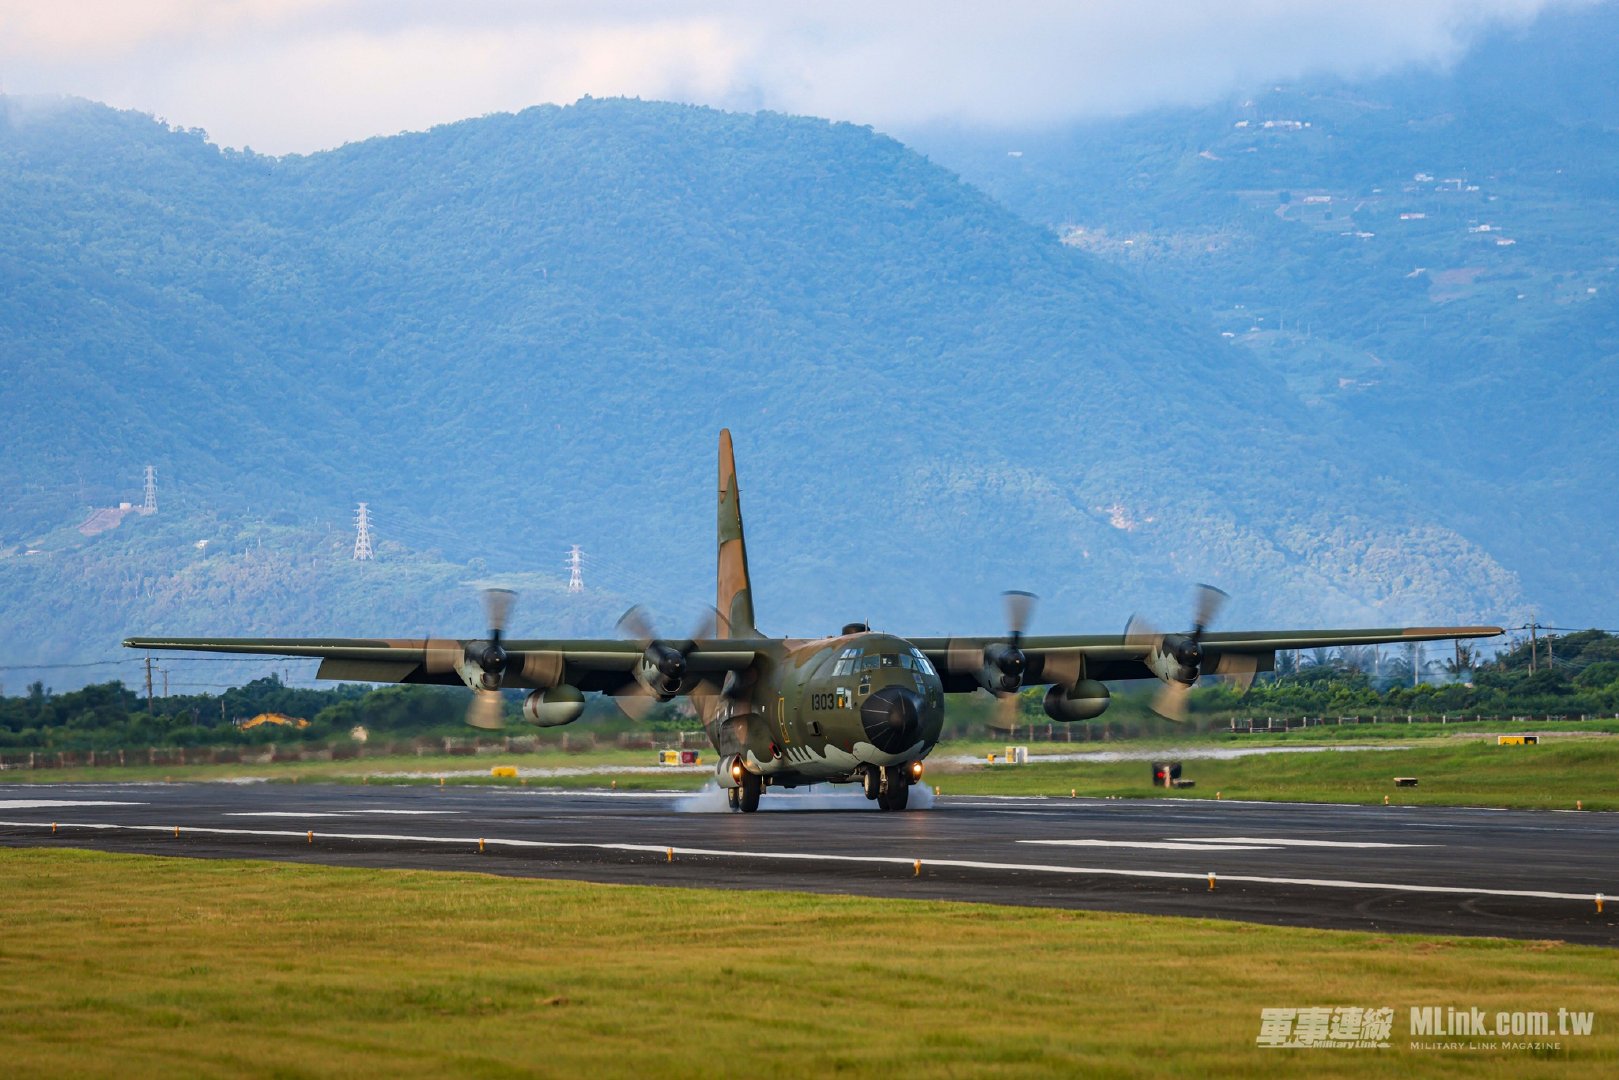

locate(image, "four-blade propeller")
[[1125, 583, 1230, 722], [948, 590, 1038, 730], [611, 605, 718, 721], [423, 587, 519, 730]]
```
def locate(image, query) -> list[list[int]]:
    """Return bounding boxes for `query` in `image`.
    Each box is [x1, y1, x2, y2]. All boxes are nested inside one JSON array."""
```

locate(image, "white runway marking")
[[0, 800, 142, 810], [1163, 837, 1433, 849], [1022, 839, 1280, 852], [225, 810, 459, 818], [6, 819, 1608, 903]]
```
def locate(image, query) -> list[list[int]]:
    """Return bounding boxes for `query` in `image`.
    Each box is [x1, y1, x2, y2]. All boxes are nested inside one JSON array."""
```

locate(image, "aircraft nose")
[[860, 686, 924, 752]]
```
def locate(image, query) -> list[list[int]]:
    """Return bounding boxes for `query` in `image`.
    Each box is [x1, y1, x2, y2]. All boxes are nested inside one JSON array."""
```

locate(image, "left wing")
[[121, 636, 757, 695], [913, 625, 1503, 693]]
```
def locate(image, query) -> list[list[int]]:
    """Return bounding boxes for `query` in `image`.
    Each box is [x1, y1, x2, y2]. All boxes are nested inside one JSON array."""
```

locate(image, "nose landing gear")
[[862, 764, 912, 811]]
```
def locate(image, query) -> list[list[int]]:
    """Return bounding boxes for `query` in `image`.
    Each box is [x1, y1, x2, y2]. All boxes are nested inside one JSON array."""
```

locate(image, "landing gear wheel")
[[727, 786, 741, 812], [739, 770, 762, 813], [862, 768, 881, 801], [877, 766, 910, 812]]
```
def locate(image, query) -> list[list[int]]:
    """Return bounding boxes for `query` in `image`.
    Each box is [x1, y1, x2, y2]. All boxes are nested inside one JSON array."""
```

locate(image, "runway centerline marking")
[[4, 819, 1608, 904], [0, 800, 143, 810], [225, 810, 460, 818], [1162, 837, 1433, 849], [1021, 840, 1280, 852]]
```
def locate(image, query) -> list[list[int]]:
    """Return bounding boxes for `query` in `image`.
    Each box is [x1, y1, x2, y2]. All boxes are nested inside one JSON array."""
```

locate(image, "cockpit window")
[[859, 654, 882, 671], [897, 653, 915, 670], [831, 648, 863, 677], [879, 654, 901, 668], [910, 649, 937, 676]]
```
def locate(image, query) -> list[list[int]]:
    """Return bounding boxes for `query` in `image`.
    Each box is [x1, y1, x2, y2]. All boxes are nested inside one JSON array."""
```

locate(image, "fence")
[[0, 727, 711, 770], [1227, 714, 1618, 734]]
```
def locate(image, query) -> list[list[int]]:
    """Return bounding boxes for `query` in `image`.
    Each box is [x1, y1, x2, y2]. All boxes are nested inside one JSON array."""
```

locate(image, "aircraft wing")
[[911, 625, 1503, 691], [121, 636, 757, 694]]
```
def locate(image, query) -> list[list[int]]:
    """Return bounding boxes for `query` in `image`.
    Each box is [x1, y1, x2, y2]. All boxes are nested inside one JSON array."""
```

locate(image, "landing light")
[[730, 758, 744, 782], [910, 761, 924, 781]]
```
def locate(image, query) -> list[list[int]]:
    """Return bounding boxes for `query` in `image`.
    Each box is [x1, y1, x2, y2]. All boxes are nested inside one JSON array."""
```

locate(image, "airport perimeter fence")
[[1227, 713, 1619, 733], [0, 727, 710, 771]]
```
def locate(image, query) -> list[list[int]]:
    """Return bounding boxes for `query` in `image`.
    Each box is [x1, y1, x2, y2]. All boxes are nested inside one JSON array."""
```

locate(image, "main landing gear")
[[729, 770, 762, 813]]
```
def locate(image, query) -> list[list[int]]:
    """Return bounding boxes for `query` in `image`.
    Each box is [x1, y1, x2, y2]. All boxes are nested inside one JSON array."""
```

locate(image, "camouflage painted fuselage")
[[698, 632, 945, 786]]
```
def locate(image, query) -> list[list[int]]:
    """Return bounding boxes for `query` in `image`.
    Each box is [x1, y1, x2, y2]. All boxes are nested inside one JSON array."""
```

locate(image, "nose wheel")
[[876, 765, 910, 812]]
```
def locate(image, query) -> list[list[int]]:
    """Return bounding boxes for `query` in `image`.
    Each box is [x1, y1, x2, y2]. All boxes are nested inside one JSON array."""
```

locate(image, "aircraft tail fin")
[[717, 429, 758, 639]]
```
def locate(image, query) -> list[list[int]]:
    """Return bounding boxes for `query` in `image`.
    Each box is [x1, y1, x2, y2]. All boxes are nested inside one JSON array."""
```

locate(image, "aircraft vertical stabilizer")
[[717, 429, 758, 639]]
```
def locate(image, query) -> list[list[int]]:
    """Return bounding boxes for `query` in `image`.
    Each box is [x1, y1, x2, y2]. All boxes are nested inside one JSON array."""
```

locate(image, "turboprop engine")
[[1043, 679, 1111, 722]]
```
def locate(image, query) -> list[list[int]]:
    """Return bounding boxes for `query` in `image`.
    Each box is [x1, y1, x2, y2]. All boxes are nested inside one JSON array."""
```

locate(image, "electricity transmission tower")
[[567, 545, 584, 593], [353, 503, 375, 561], [141, 465, 157, 514]]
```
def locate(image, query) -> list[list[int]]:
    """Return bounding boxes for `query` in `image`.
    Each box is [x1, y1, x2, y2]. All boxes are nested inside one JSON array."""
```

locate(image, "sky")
[[0, 0, 1579, 155]]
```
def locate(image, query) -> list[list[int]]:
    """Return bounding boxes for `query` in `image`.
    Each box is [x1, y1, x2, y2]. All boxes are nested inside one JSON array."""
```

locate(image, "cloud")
[[0, 0, 1577, 153]]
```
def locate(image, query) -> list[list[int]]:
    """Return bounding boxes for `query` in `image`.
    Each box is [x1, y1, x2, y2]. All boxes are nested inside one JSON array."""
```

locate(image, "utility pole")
[[353, 502, 374, 561], [141, 465, 157, 514], [567, 545, 584, 593], [1412, 642, 1421, 688], [161, 668, 168, 697], [1530, 619, 1539, 673], [144, 654, 154, 710]]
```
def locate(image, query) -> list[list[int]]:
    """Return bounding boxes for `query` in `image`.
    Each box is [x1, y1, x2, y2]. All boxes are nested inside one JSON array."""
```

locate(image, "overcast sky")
[[0, 0, 1579, 155]]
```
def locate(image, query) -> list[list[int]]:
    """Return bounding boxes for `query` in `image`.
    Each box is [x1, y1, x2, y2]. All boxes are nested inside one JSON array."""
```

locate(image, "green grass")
[[0, 749, 712, 790], [0, 848, 1612, 1078], [932, 737, 1619, 810]]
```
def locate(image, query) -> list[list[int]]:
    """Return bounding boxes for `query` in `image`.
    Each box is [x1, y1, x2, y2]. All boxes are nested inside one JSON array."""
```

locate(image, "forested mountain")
[[907, 0, 1619, 627], [0, 86, 1551, 684]]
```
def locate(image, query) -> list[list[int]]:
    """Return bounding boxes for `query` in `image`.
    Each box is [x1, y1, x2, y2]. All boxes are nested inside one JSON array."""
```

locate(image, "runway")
[[2, 782, 1615, 945]]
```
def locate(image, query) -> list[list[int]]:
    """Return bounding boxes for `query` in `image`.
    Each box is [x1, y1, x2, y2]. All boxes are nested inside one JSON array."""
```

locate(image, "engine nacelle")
[[633, 642, 686, 700], [1043, 679, 1111, 722], [523, 685, 585, 727]]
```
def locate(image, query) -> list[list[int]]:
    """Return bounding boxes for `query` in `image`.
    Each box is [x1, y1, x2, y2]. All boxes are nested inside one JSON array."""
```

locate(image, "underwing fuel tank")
[[1043, 679, 1110, 722], [524, 685, 586, 727]]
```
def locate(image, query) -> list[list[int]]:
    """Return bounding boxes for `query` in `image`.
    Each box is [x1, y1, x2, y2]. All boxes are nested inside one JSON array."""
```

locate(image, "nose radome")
[[860, 686, 923, 751]]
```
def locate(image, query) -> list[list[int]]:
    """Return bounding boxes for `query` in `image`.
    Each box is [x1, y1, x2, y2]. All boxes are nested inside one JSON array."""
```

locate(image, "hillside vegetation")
[[0, 87, 1553, 678], [910, 1, 1619, 626]]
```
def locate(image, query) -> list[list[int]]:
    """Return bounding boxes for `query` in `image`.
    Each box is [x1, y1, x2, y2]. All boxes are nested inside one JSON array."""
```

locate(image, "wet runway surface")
[[2, 782, 1615, 944]]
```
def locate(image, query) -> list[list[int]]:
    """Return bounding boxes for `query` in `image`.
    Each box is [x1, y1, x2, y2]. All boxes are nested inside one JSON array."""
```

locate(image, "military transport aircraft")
[[126, 431, 1501, 812]]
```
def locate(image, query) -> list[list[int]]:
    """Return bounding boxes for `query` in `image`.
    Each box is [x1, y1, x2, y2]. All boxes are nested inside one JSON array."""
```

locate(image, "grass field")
[[6, 734, 1616, 811], [934, 736, 1619, 811], [0, 848, 1613, 1078]]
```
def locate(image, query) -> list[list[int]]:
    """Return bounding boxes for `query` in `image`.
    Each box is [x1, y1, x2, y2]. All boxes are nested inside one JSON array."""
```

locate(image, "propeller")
[[611, 605, 718, 721], [1126, 583, 1229, 722], [423, 587, 519, 730], [949, 591, 1038, 730]]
